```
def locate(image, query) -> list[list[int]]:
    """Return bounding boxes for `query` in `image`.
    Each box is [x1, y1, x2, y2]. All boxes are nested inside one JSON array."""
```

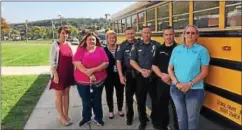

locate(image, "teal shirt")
[[169, 43, 210, 89]]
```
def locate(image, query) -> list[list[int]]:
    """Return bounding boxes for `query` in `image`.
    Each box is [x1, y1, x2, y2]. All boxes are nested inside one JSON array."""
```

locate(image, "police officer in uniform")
[[130, 26, 161, 130], [116, 27, 139, 126], [152, 26, 179, 130]]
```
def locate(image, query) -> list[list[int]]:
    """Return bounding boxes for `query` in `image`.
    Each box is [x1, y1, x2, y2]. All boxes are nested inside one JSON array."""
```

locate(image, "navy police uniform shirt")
[[116, 39, 139, 71], [152, 42, 177, 74], [130, 40, 161, 69]]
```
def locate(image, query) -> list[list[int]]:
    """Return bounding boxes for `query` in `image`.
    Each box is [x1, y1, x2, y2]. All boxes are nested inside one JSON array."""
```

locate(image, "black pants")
[[104, 74, 124, 112], [148, 76, 157, 124], [136, 73, 156, 125], [155, 79, 179, 129], [125, 71, 137, 121]]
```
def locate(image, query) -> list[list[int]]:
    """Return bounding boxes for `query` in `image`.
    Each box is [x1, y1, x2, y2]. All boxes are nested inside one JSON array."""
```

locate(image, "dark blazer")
[[104, 46, 118, 77]]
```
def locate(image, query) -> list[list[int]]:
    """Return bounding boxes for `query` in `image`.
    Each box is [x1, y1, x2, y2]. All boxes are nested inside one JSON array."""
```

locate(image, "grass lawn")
[[1, 75, 50, 130], [2, 44, 50, 66], [1, 40, 52, 44]]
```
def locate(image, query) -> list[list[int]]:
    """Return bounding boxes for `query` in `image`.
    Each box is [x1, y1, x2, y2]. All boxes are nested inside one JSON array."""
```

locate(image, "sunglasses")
[[186, 32, 196, 35]]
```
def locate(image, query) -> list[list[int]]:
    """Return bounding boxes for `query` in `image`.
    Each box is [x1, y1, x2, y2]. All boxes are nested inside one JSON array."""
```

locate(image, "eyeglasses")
[[186, 32, 196, 35]]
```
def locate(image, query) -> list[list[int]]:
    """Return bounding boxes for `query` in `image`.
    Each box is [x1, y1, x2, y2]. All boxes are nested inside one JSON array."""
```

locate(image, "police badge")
[[131, 44, 135, 51], [152, 45, 156, 57]]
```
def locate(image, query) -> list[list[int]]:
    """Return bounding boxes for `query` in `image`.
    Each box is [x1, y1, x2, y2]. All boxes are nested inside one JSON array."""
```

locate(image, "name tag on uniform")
[[138, 49, 142, 52], [125, 50, 130, 52], [160, 51, 169, 56]]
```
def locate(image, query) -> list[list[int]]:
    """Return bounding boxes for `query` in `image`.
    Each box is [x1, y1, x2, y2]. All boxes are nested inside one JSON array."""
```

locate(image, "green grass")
[[1, 75, 50, 130], [1, 44, 50, 66], [1, 40, 52, 44]]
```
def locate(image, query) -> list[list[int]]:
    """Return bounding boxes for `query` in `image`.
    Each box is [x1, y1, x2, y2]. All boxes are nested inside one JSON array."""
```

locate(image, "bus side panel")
[[206, 66, 241, 95], [204, 91, 242, 125], [198, 37, 241, 62], [117, 35, 126, 44]]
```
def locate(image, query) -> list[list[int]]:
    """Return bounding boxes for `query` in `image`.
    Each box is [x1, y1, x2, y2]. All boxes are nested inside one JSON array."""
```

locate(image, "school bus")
[[110, 1, 242, 128]]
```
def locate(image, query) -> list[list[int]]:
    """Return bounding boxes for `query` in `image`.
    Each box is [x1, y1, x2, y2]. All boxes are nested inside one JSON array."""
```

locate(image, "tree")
[[1, 18, 10, 36], [68, 25, 79, 37]]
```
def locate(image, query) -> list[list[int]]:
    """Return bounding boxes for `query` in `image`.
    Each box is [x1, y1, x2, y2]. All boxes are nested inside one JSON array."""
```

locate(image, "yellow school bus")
[[110, 1, 242, 128]]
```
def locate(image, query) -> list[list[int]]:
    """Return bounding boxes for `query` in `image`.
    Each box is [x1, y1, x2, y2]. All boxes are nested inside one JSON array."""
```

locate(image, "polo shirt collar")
[[182, 42, 198, 49]]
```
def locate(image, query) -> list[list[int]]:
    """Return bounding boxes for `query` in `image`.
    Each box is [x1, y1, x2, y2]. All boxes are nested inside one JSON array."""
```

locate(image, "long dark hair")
[[79, 32, 101, 48]]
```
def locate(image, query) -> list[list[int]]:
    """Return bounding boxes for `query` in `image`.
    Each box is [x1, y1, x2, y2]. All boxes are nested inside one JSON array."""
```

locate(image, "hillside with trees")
[[1, 17, 108, 41]]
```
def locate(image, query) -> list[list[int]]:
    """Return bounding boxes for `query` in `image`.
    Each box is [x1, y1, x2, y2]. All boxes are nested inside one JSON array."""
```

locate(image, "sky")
[[1, 2, 136, 24]]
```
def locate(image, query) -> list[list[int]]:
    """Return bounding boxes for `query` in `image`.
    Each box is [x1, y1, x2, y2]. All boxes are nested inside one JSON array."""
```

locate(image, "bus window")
[[194, 1, 219, 28], [146, 8, 155, 31], [226, 1, 242, 27], [172, 1, 189, 30], [121, 19, 126, 32], [126, 16, 132, 28], [138, 12, 145, 32], [131, 14, 137, 31], [157, 4, 169, 31], [118, 20, 122, 33], [114, 21, 118, 33]]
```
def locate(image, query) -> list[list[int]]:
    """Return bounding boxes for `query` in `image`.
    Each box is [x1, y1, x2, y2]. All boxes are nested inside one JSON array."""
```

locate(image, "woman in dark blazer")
[[103, 30, 124, 119]]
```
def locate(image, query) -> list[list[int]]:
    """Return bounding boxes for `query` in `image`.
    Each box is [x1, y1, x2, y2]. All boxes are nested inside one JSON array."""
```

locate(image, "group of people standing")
[[49, 24, 210, 130]]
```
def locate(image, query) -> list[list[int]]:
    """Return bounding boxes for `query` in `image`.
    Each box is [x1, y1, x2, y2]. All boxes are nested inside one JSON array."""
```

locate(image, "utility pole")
[[25, 20, 28, 42], [58, 15, 63, 26], [105, 14, 110, 29], [51, 19, 55, 41]]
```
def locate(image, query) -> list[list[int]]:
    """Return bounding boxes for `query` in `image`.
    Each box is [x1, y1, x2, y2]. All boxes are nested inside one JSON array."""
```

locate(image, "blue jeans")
[[76, 83, 104, 122], [170, 85, 205, 130]]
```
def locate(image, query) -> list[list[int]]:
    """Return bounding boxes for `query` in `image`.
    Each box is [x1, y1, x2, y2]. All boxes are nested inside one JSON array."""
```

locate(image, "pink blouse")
[[73, 46, 109, 85]]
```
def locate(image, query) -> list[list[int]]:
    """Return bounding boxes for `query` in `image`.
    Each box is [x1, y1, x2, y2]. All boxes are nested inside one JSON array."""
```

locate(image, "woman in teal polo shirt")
[[168, 25, 210, 130]]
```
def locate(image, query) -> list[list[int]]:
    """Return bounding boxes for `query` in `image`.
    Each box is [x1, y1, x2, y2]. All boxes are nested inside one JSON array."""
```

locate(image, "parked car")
[[70, 38, 79, 45], [98, 34, 106, 47]]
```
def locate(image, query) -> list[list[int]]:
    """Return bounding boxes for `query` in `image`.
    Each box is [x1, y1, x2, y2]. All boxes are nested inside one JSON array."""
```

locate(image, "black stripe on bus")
[[201, 106, 242, 129], [199, 30, 242, 37], [210, 58, 242, 71], [150, 30, 242, 37], [204, 83, 242, 105]]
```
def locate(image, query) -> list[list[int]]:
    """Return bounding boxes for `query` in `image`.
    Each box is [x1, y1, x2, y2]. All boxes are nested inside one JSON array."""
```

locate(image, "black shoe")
[[138, 123, 146, 130], [93, 119, 104, 126], [126, 120, 132, 126], [79, 120, 91, 127]]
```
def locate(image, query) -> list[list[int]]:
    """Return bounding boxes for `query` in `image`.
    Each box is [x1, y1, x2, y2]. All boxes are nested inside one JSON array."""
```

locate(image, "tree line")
[[1, 17, 108, 40]]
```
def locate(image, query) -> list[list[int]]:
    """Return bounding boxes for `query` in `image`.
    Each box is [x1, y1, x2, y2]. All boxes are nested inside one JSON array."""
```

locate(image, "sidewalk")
[[24, 84, 155, 129], [1, 66, 50, 75]]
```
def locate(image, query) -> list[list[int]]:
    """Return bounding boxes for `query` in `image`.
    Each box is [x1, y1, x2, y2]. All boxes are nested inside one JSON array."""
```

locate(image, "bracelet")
[[190, 80, 195, 87]]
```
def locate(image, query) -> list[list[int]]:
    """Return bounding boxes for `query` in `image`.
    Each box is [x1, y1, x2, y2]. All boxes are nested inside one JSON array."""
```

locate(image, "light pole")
[[51, 19, 55, 41], [58, 15, 63, 26], [105, 14, 110, 29], [25, 20, 28, 42]]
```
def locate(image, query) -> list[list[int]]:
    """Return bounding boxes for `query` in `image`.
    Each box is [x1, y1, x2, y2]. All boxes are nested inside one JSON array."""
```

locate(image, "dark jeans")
[[76, 83, 104, 122], [155, 79, 179, 129], [104, 74, 124, 112], [170, 85, 205, 130], [125, 71, 137, 121], [136, 73, 156, 125]]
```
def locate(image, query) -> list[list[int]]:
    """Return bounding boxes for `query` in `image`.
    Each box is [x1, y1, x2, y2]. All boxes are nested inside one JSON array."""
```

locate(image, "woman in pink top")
[[73, 32, 109, 127], [49, 25, 74, 126]]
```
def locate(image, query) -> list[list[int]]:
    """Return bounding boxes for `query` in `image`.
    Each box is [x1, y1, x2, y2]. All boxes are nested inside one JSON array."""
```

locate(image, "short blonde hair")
[[106, 30, 117, 44], [182, 25, 200, 43]]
